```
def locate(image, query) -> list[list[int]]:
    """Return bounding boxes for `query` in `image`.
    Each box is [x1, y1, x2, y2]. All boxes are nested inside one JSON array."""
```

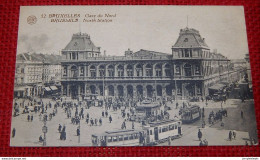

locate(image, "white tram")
[[144, 119, 182, 145], [91, 129, 146, 146]]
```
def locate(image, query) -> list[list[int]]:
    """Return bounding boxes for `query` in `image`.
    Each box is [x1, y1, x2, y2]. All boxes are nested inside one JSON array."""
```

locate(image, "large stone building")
[[60, 28, 244, 100]]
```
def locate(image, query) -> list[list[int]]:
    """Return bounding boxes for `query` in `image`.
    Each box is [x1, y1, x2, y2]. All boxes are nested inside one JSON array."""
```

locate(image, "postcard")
[[10, 6, 258, 146]]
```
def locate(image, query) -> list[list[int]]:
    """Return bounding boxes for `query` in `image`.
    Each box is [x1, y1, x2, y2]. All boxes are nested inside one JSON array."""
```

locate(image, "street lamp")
[[42, 119, 48, 146]]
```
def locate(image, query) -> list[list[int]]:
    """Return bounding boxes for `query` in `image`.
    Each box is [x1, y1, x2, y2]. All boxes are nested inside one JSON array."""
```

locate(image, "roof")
[[16, 53, 61, 64], [173, 27, 209, 49], [136, 102, 160, 108], [93, 129, 142, 137], [208, 83, 226, 90], [63, 32, 100, 52], [148, 119, 180, 127], [133, 49, 171, 57]]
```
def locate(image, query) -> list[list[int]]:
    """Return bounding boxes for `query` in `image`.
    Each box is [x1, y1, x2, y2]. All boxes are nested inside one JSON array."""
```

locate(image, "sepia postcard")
[[10, 6, 258, 146]]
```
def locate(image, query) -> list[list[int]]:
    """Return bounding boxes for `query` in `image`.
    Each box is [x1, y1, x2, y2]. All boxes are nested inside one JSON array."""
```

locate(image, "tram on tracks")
[[181, 105, 201, 123], [91, 119, 182, 146]]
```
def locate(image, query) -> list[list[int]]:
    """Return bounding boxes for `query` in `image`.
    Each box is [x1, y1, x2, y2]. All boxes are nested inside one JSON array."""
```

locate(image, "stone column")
[[181, 83, 185, 100], [162, 64, 165, 77], [133, 64, 137, 77], [114, 84, 118, 97], [143, 84, 147, 98], [67, 84, 70, 97], [162, 85, 166, 97], [78, 85, 81, 97]]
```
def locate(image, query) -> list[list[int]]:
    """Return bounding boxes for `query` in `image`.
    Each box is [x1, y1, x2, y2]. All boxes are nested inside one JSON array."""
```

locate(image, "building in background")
[[14, 53, 43, 98], [14, 53, 62, 98], [61, 28, 246, 101]]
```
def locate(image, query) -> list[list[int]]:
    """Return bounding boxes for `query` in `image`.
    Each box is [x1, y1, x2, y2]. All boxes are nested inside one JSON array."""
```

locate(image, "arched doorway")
[[71, 84, 78, 99], [146, 85, 153, 98], [156, 85, 162, 96], [166, 85, 172, 96], [117, 85, 124, 97], [99, 85, 104, 96], [136, 85, 143, 98], [184, 63, 192, 77], [89, 85, 96, 94], [127, 85, 133, 98], [108, 85, 114, 96]]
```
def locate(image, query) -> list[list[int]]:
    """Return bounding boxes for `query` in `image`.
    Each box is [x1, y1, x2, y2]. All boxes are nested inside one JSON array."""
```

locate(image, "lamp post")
[[42, 119, 47, 146]]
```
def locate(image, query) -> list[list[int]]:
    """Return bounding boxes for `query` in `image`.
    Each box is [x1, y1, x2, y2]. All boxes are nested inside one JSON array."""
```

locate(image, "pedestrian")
[[76, 127, 80, 136], [62, 125, 66, 132], [39, 135, 44, 142], [233, 130, 236, 139], [198, 129, 202, 141], [90, 118, 94, 126], [31, 115, 33, 122], [95, 119, 97, 126], [241, 111, 244, 119], [27, 115, 30, 122], [199, 141, 203, 146], [58, 124, 62, 133], [132, 121, 135, 129], [105, 111, 108, 118], [102, 111, 104, 117], [229, 130, 232, 141], [245, 141, 248, 146], [109, 115, 112, 123], [12, 128, 16, 138], [99, 118, 102, 126], [86, 118, 89, 124]]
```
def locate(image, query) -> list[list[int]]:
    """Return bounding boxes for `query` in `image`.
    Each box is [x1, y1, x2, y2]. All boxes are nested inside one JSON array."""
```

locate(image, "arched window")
[[108, 65, 114, 77], [155, 64, 162, 77], [136, 64, 143, 77], [184, 64, 192, 77], [80, 66, 84, 76], [175, 65, 181, 75], [71, 66, 77, 78], [195, 64, 200, 75], [90, 65, 96, 78], [99, 65, 105, 77], [117, 65, 124, 77], [126, 65, 133, 77], [164, 64, 171, 77], [146, 64, 152, 77]]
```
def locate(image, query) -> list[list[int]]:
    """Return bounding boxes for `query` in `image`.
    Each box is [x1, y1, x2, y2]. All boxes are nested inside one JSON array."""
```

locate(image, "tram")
[[91, 129, 146, 146], [144, 119, 182, 145], [181, 105, 201, 123]]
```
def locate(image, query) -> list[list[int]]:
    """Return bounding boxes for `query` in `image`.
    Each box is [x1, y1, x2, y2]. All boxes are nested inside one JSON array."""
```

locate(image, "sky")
[[17, 6, 249, 59]]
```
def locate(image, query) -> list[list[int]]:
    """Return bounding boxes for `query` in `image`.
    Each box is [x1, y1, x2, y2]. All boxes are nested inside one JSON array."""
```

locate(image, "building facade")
[[61, 28, 244, 100], [14, 53, 43, 98]]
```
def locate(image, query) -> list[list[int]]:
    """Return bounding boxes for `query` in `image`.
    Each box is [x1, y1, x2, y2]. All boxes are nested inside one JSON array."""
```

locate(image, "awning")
[[50, 86, 58, 90], [44, 87, 51, 91], [208, 84, 226, 91]]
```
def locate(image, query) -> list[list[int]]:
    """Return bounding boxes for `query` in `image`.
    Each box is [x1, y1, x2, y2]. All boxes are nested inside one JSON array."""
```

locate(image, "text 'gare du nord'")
[[60, 27, 245, 101]]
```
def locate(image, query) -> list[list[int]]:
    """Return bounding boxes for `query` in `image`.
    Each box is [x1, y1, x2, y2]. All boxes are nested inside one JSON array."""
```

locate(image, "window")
[[159, 127, 161, 133], [119, 136, 123, 141], [112, 136, 118, 142], [124, 135, 129, 141], [150, 130, 153, 135], [107, 136, 112, 142], [80, 67, 84, 76], [175, 65, 181, 75], [146, 64, 152, 77], [169, 124, 174, 130], [195, 65, 200, 75], [184, 38, 188, 42], [129, 134, 134, 140]]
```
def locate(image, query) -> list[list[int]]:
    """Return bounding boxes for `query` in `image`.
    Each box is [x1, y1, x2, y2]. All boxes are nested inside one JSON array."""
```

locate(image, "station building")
[[60, 27, 244, 100]]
